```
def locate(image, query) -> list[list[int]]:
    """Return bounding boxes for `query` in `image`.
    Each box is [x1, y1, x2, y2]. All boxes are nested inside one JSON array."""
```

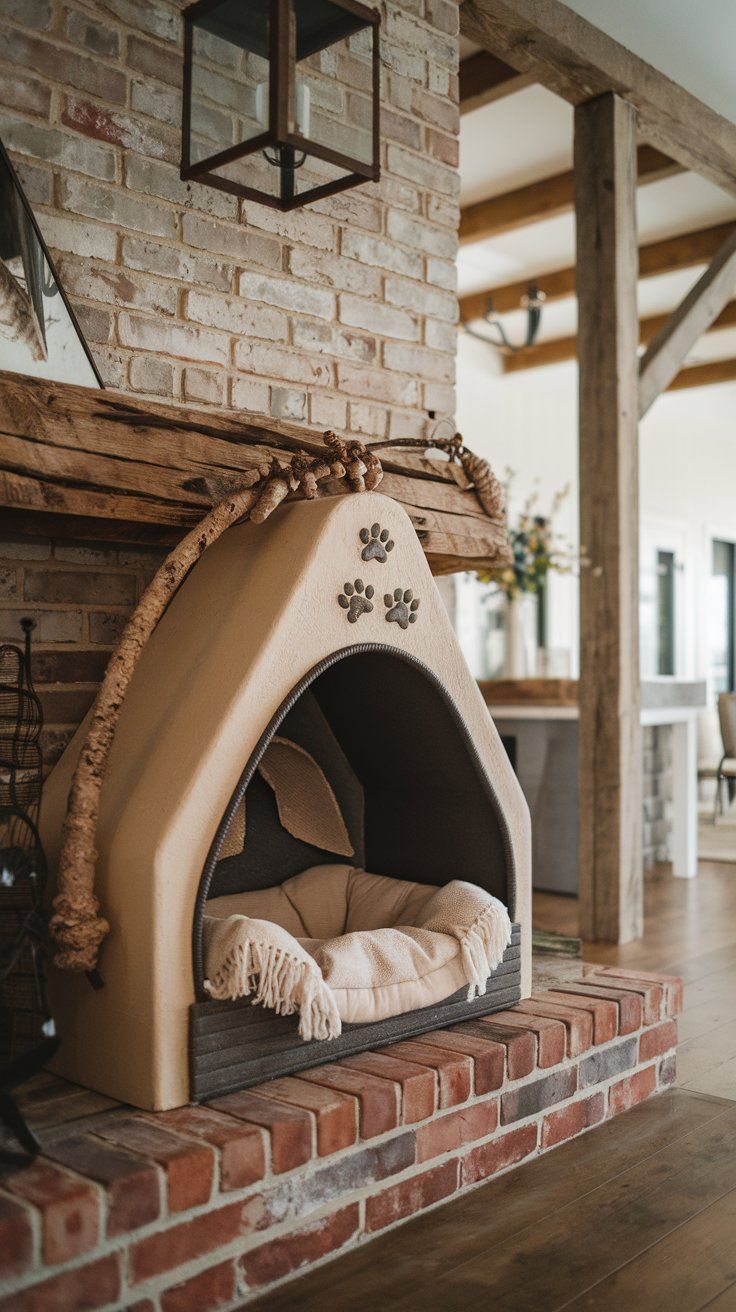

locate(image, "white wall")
[[456, 330, 736, 686], [456, 333, 579, 675]]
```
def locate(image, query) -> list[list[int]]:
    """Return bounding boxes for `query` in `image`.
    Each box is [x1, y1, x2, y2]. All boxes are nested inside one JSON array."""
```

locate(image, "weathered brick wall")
[[0, 535, 165, 766], [0, 0, 459, 432], [0, 0, 460, 749]]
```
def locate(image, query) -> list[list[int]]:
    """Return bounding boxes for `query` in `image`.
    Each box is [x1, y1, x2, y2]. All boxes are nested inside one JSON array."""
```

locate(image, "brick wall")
[[0, 0, 460, 746], [0, 0, 459, 433], [0, 535, 166, 767], [0, 966, 682, 1309], [642, 725, 673, 868]]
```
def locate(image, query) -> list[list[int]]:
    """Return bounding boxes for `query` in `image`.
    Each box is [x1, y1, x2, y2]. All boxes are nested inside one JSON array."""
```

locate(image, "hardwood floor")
[[535, 860, 736, 1100], [253, 1089, 736, 1311], [252, 862, 736, 1311]]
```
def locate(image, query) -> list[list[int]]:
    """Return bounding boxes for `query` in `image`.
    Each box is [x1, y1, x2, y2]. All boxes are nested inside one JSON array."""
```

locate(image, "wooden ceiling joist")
[[505, 343, 736, 394], [459, 221, 736, 322], [459, 146, 681, 246], [502, 300, 736, 373], [666, 357, 736, 391], [459, 49, 534, 113], [460, 0, 736, 199]]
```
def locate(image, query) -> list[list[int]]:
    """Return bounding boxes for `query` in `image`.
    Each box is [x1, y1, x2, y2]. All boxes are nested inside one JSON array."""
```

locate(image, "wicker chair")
[[713, 693, 736, 821]]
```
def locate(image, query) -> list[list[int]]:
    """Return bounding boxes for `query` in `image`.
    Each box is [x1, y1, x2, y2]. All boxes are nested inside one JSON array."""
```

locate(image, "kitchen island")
[[480, 678, 706, 892]]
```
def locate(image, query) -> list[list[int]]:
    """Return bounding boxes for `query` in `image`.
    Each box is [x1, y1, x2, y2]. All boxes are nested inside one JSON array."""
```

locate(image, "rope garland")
[[48, 429, 501, 976], [370, 433, 505, 520]]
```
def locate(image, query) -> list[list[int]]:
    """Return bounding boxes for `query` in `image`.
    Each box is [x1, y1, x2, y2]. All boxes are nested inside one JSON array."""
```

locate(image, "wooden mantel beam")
[[0, 371, 510, 576], [459, 146, 681, 246], [459, 222, 736, 323], [460, 0, 736, 199], [459, 50, 534, 113], [575, 92, 642, 945], [502, 299, 736, 373]]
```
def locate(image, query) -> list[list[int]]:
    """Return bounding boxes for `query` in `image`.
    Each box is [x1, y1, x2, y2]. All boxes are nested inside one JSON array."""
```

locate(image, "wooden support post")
[[575, 93, 643, 943]]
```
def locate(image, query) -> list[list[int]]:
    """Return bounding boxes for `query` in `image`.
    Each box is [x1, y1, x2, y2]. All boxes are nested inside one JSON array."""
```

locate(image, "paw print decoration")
[[338, 579, 374, 623], [359, 523, 394, 563], [384, 588, 420, 630]]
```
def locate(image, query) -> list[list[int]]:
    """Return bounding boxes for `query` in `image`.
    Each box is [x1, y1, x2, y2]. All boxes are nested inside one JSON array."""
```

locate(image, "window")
[[709, 539, 736, 694], [640, 525, 687, 679], [656, 550, 676, 676]]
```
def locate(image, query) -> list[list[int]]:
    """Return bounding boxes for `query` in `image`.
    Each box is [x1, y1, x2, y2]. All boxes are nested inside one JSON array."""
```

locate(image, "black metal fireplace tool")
[[0, 618, 59, 1163]]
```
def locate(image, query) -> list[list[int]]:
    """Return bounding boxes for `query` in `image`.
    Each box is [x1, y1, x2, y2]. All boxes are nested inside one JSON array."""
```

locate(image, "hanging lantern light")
[[181, 0, 380, 211]]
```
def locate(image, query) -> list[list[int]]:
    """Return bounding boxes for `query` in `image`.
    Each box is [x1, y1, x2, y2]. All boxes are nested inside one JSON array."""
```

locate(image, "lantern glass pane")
[[210, 149, 292, 202], [184, 0, 378, 205], [189, 0, 271, 168], [292, 1, 375, 168]]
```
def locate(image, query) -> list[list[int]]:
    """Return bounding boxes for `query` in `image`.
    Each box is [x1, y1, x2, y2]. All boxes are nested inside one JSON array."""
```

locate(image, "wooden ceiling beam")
[[502, 299, 736, 373], [460, 0, 736, 199], [459, 221, 736, 322], [460, 145, 681, 246], [666, 357, 736, 392], [638, 228, 736, 416], [459, 49, 534, 113]]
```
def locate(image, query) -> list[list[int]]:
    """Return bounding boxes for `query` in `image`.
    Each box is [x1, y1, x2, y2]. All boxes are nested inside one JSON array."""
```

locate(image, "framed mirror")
[[0, 138, 102, 387]]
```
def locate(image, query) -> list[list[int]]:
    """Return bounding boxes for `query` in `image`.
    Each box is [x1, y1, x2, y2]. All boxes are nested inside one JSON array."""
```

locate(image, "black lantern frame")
[[181, 0, 381, 211]]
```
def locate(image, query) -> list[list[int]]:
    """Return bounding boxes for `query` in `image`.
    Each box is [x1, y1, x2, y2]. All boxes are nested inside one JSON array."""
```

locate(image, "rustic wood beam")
[[0, 371, 510, 575], [575, 93, 642, 944], [502, 299, 736, 373], [460, 0, 736, 199], [459, 145, 681, 246], [459, 49, 534, 112], [666, 357, 736, 392], [459, 221, 736, 322], [638, 229, 736, 416]]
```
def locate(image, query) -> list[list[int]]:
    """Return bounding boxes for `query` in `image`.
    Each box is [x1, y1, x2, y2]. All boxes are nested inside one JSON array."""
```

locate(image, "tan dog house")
[[41, 492, 531, 1111]]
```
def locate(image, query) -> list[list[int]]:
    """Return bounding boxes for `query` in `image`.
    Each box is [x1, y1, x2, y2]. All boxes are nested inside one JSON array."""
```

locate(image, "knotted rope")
[[371, 432, 505, 520], [49, 429, 502, 976]]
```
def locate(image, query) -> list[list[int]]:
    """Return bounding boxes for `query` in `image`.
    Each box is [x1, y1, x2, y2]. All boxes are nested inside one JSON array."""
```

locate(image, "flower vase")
[[503, 594, 537, 679]]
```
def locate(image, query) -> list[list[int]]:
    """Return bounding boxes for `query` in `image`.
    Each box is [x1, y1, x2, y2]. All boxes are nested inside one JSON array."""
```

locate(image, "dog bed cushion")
[[203, 864, 512, 1039]]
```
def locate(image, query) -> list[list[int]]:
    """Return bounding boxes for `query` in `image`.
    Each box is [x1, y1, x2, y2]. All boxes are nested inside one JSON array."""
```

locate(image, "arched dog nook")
[[194, 646, 517, 989], [41, 493, 531, 1111], [190, 645, 522, 1097]]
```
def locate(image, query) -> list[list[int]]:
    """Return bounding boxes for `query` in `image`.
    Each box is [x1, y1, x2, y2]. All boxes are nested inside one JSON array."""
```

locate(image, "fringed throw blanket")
[[203, 865, 512, 1041]]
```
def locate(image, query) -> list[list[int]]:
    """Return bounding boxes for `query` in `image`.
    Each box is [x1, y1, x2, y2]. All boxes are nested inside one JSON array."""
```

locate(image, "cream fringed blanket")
[[203, 865, 512, 1041]]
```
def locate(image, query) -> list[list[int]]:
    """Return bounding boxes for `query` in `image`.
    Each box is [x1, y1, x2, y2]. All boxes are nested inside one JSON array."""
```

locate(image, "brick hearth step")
[[0, 967, 682, 1311]]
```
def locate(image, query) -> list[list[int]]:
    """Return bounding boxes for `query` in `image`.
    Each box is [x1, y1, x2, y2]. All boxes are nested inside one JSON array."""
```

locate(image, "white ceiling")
[[458, 23, 736, 369], [461, 86, 572, 205], [563, 0, 736, 127]]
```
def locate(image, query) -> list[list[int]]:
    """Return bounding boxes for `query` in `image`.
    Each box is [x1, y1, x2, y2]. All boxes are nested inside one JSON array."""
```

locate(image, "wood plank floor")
[[535, 860, 736, 1100], [252, 862, 736, 1311], [253, 1090, 736, 1311]]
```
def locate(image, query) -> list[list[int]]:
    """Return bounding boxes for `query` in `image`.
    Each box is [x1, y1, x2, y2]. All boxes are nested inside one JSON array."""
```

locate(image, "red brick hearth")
[[0, 965, 681, 1311]]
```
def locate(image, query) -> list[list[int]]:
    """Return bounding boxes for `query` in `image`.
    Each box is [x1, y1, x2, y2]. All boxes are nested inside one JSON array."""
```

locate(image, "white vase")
[[503, 594, 537, 678]]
